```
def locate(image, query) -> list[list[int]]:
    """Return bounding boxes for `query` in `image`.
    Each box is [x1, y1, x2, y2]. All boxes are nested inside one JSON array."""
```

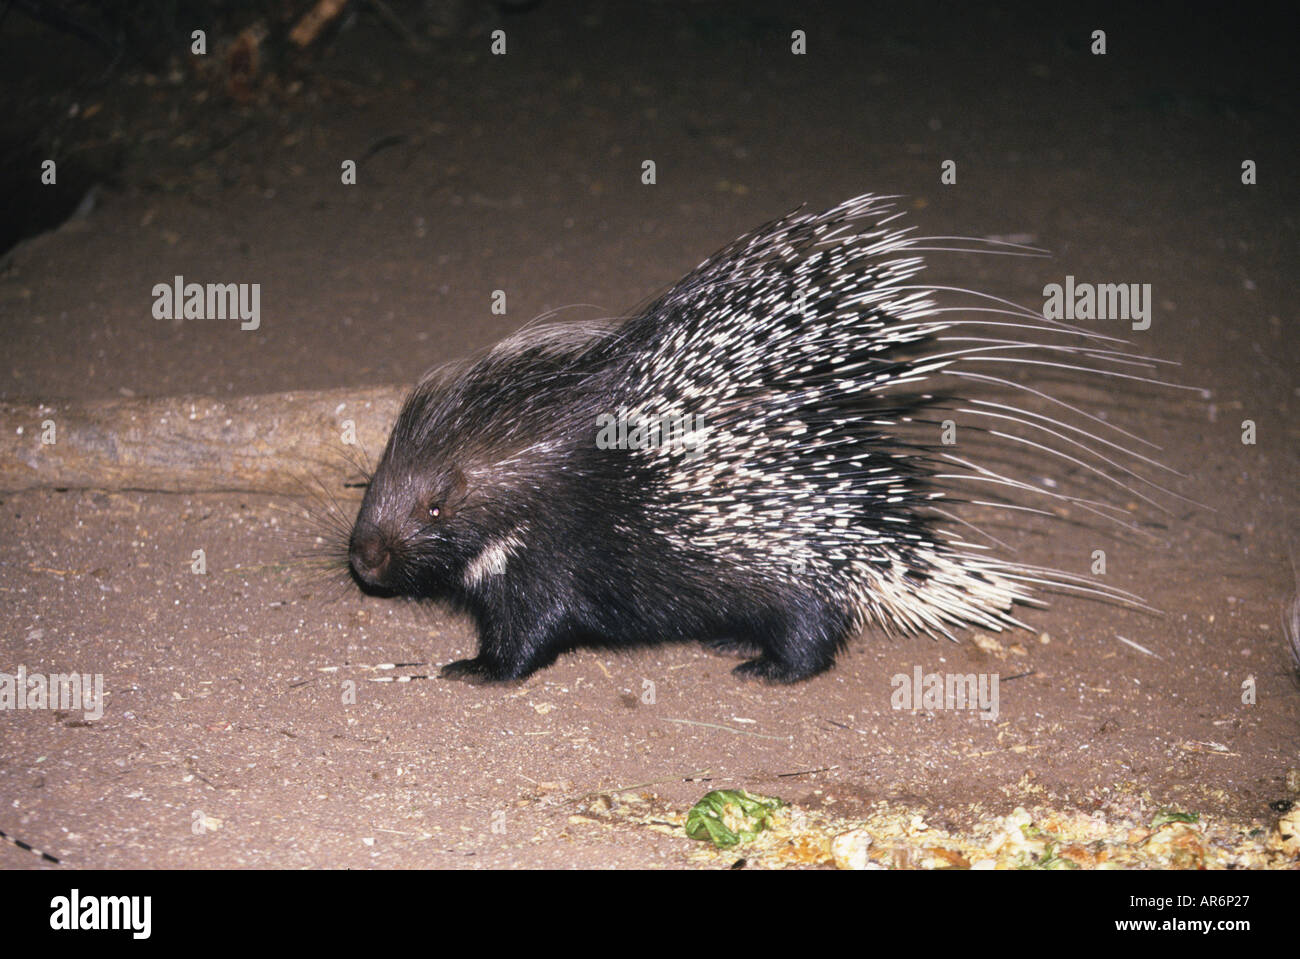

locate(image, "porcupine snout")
[[348, 521, 394, 588]]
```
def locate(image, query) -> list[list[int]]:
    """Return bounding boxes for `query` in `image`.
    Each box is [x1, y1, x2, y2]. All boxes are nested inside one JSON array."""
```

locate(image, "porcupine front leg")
[[439, 595, 572, 683], [730, 595, 854, 683], [439, 626, 566, 683]]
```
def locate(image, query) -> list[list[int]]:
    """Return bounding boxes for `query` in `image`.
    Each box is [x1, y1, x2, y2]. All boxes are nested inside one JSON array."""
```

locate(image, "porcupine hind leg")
[[730, 594, 854, 683]]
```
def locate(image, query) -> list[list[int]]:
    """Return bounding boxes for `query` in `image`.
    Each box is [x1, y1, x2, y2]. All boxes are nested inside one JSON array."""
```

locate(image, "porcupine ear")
[[450, 467, 469, 499], [439, 467, 470, 519]]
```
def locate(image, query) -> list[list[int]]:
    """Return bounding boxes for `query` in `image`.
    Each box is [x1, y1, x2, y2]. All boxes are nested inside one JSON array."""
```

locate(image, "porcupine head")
[[347, 326, 630, 683]]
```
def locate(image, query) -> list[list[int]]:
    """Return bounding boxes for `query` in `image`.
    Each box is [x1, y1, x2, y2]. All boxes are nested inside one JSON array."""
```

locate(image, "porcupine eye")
[[409, 499, 442, 525]]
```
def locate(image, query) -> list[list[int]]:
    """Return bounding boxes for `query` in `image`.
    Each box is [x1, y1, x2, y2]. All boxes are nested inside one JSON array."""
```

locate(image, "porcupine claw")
[[439, 656, 514, 684]]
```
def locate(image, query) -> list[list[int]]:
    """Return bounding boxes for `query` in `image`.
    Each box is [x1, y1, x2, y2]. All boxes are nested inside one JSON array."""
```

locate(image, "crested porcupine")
[[348, 194, 1183, 683]]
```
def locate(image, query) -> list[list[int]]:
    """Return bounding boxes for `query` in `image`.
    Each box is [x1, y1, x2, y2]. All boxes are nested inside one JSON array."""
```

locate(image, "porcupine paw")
[[439, 656, 523, 684], [732, 655, 828, 684]]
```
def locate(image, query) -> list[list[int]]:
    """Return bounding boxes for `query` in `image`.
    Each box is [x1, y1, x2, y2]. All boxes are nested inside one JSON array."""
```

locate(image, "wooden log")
[[0, 387, 404, 495]]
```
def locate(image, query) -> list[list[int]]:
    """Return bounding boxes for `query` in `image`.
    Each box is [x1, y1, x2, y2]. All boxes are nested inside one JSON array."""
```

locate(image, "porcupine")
[[347, 194, 1181, 683]]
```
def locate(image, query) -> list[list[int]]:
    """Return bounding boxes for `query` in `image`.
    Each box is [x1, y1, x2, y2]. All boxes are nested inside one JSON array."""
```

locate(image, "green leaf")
[[684, 789, 786, 848], [1150, 810, 1199, 828]]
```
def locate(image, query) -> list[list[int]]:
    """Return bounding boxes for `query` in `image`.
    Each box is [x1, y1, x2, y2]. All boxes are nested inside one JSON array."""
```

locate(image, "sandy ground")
[[1, 2, 1297, 869]]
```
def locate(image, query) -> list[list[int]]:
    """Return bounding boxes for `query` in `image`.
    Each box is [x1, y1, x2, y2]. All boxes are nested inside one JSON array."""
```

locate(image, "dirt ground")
[[1, 2, 1297, 870]]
